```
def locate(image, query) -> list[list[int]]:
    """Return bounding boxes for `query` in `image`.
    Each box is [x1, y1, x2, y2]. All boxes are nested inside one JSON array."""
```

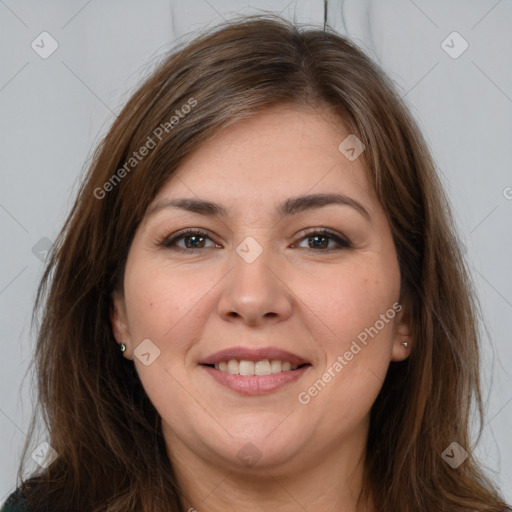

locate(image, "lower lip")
[[200, 365, 311, 395]]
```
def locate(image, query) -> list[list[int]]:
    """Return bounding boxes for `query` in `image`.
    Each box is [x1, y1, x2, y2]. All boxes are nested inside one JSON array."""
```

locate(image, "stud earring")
[[120, 343, 126, 352], [401, 341, 408, 348]]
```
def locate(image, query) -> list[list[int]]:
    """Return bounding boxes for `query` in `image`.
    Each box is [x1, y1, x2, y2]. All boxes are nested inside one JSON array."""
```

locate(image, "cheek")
[[297, 256, 400, 346], [122, 258, 211, 407], [123, 256, 214, 343], [296, 265, 400, 430]]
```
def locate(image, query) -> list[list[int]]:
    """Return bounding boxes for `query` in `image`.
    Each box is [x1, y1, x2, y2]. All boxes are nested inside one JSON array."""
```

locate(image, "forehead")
[[151, 104, 372, 212]]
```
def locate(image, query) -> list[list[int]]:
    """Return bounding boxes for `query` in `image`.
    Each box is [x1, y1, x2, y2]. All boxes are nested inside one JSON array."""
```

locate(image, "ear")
[[110, 290, 133, 359], [390, 301, 413, 362]]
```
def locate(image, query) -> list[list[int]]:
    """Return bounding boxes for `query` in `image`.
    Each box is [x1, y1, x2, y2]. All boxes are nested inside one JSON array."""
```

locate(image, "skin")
[[111, 103, 413, 512]]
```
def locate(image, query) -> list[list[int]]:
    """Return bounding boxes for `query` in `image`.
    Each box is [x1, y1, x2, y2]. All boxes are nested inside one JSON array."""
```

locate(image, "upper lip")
[[199, 346, 310, 366]]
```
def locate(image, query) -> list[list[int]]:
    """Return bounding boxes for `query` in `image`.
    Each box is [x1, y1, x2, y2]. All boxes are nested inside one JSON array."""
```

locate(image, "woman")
[[2, 13, 510, 512]]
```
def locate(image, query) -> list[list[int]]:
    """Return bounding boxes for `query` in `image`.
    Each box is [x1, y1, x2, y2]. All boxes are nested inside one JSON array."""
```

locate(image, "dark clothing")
[[1, 487, 27, 512]]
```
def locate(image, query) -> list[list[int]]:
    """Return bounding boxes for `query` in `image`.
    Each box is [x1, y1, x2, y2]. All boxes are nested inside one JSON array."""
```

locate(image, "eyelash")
[[157, 227, 352, 254]]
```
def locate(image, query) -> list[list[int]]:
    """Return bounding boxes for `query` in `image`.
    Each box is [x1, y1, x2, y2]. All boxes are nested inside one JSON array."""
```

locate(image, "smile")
[[207, 359, 305, 375], [200, 362, 311, 395]]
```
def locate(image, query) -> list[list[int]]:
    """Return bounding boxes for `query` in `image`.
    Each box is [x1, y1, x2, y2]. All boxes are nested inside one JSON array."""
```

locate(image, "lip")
[[201, 364, 311, 395], [198, 346, 310, 366]]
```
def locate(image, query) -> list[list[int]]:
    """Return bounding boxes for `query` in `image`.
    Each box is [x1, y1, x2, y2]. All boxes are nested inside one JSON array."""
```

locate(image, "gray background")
[[1, 0, 511, 504]]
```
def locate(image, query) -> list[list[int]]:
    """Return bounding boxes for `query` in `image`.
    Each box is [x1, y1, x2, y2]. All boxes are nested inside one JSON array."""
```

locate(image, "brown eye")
[[292, 229, 351, 252], [160, 229, 220, 251]]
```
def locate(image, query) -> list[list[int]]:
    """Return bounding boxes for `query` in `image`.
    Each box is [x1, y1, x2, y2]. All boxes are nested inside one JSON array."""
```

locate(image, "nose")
[[216, 240, 293, 327]]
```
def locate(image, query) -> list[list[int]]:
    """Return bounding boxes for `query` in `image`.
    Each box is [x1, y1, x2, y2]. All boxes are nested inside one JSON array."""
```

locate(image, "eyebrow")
[[146, 193, 371, 221]]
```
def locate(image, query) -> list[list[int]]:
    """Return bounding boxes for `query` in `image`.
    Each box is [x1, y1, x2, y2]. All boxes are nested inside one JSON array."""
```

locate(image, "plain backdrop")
[[1, 0, 511, 504]]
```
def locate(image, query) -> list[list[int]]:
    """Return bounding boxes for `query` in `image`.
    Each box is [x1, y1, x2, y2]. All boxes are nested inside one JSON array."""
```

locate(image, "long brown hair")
[[14, 13, 510, 512]]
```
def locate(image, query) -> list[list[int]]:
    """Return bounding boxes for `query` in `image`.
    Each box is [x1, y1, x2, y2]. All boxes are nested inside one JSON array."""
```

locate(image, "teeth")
[[239, 360, 254, 376], [271, 359, 282, 374], [255, 360, 271, 376], [213, 359, 299, 375], [227, 360, 239, 375]]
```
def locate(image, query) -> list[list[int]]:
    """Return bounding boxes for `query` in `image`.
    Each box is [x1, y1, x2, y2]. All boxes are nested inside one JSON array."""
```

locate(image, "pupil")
[[185, 235, 204, 248], [309, 235, 327, 249]]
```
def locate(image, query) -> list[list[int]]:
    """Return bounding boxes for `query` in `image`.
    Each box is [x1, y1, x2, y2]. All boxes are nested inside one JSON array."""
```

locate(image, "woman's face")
[[111, 103, 411, 475]]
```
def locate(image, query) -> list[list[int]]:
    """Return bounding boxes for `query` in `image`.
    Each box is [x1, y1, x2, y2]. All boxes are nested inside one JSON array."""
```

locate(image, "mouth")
[[198, 346, 312, 395], [200, 360, 311, 376]]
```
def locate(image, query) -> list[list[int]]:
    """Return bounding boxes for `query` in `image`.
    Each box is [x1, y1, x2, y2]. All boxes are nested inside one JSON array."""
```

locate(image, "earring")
[[120, 343, 126, 352], [401, 341, 408, 348]]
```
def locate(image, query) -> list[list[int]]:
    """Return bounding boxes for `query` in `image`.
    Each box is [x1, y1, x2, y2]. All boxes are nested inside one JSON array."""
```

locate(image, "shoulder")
[[1, 486, 28, 511], [1, 477, 43, 512]]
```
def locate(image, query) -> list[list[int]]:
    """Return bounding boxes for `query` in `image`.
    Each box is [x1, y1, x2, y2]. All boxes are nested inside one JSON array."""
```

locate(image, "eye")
[[158, 228, 220, 251], [292, 228, 352, 252], [158, 227, 351, 253]]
